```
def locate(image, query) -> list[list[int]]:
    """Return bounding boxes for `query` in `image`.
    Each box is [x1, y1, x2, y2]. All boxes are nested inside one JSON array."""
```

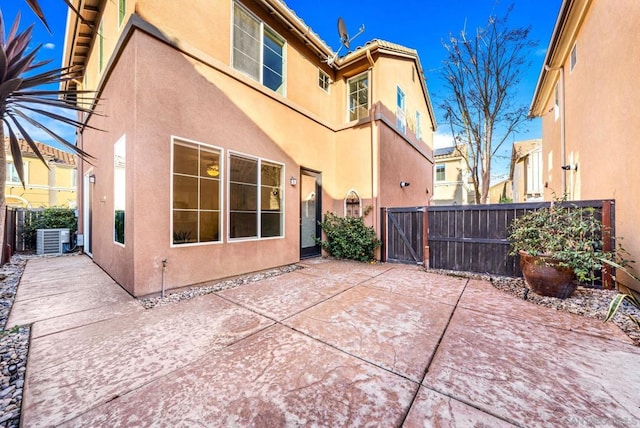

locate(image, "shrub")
[[508, 199, 615, 283], [318, 212, 380, 262], [22, 208, 78, 250]]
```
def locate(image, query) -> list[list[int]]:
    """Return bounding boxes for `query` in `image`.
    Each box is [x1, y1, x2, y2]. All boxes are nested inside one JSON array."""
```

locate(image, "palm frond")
[[25, 0, 50, 33]]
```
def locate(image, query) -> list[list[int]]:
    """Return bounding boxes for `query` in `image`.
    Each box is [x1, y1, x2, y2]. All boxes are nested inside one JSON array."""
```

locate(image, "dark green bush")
[[23, 208, 78, 250], [318, 212, 380, 262]]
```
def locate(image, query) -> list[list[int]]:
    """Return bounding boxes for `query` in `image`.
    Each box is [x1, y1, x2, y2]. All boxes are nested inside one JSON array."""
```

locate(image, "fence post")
[[380, 207, 387, 262], [601, 200, 614, 289], [422, 207, 429, 268]]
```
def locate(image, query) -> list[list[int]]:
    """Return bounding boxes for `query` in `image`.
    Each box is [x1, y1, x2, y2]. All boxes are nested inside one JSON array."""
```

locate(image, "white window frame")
[[318, 68, 330, 93], [347, 72, 369, 122], [570, 42, 577, 72], [396, 86, 406, 134], [344, 189, 362, 218], [98, 18, 104, 74], [170, 136, 224, 247], [554, 83, 560, 122], [415, 111, 422, 140], [231, 2, 287, 95], [435, 164, 445, 182], [118, 0, 126, 28], [227, 151, 284, 241], [6, 161, 28, 185], [113, 135, 126, 247]]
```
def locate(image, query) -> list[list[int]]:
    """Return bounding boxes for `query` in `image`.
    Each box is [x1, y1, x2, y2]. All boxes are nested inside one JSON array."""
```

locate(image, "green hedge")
[[318, 212, 380, 262]]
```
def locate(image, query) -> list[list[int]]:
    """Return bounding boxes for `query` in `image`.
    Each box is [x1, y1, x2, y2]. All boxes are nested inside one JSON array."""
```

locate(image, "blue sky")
[[3, 0, 561, 179]]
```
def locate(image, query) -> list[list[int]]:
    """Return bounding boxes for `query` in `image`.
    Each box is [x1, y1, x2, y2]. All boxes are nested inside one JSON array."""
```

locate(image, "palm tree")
[[0, 10, 97, 251]]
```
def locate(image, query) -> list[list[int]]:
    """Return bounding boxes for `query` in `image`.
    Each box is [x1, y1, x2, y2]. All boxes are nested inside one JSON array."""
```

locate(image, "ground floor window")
[[229, 153, 283, 239], [345, 190, 361, 217], [172, 138, 222, 245]]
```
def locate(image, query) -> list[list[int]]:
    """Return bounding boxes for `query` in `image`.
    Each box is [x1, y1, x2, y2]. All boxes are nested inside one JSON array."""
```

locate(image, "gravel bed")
[[140, 264, 301, 309], [428, 268, 640, 346], [0, 256, 29, 428]]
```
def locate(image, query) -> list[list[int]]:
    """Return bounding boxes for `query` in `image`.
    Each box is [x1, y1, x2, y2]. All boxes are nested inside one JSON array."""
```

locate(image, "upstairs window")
[[6, 161, 26, 184], [396, 86, 406, 133], [98, 19, 104, 73], [570, 43, 577, 72], [415, 111, 422, 140], [347, 73, 368, 121], [435, 164, 445, 182], [118, 0, 126, 27], [318, 69, 330, 92], [232, 3, 286, 95]]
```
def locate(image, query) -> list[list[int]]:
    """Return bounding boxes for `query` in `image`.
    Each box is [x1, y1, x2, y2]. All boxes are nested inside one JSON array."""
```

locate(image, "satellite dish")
[[337, 17, 350, 49], [325, 17, 365, 65]]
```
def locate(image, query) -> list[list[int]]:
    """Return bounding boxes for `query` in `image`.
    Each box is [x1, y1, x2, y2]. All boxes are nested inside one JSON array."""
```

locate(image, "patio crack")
[[398, 277, 469, 427]]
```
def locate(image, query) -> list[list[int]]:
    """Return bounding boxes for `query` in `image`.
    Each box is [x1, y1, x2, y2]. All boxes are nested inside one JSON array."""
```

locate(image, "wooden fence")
[[427, 200, 615, 286]]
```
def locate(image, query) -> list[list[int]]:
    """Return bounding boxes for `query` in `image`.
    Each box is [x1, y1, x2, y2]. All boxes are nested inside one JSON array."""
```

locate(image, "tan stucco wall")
[[75, 1, 436, 295], [540, 0, 640, 289]]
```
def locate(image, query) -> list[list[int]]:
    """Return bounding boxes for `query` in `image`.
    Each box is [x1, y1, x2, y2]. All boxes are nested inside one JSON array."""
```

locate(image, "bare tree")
[[441, 6, 536, 204]]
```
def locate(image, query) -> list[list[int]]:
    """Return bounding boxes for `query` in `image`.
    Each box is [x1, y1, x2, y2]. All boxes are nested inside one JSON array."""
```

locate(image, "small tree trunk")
[[0, 127, 7, 262]]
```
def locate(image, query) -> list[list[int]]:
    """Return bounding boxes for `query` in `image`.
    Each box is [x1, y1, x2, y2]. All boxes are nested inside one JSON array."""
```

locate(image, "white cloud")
[[5, 104, 78, 152], [43, 43, 56, 50], [433, 131, 455, 149], [535, 48, 547, 57]]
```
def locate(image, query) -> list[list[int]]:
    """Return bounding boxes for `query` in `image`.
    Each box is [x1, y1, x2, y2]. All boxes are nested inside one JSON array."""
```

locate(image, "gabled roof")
[[529, 0, 592, 117], [509, 139, 541, 179], [4, 138, 77, 167]]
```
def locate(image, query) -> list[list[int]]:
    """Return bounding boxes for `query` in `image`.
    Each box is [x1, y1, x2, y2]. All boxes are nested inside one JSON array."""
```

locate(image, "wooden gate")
[[381, 207, 428, 265]]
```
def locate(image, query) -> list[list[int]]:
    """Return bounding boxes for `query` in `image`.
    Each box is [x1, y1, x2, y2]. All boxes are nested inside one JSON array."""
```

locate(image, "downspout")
[[559, 66, 567, 198], [366, 50, 377, 233], [545, 64, 567, 197]]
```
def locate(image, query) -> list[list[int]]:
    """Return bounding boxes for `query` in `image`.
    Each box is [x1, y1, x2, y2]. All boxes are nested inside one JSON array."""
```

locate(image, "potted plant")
[[508, 200, 614, 298]]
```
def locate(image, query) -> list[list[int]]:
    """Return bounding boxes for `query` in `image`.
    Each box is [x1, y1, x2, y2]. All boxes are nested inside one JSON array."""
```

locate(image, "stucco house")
[[4, 138, 77, 209], [509, 139, 543, 203], [62, 0, 437, 296], [431, 145, 472, 205], [529, 0, 640, 290]]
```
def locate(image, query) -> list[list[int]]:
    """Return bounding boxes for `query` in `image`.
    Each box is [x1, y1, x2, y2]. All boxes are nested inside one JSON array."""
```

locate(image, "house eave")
[[529, 0, 593, 117]]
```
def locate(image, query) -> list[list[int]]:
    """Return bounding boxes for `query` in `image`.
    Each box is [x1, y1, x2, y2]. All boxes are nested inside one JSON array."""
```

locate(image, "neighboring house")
[[509, 139, 543, 202], [62, 0, 437, 296], [4, 138, 77, 209], [530, 0, 640, 290], [431, 145, 472, 205], [488, 179, 512, 204]]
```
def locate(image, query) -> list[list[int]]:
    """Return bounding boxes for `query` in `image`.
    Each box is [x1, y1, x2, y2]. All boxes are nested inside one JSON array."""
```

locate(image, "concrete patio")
[[7, 255, 640, 427]]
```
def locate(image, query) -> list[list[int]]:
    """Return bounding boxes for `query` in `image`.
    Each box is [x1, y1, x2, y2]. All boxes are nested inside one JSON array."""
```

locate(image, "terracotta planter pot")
[[519, 250, 577, 299]]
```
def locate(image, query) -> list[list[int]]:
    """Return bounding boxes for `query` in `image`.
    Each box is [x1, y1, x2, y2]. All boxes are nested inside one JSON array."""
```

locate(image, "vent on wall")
[[36, 229, 70, 255]]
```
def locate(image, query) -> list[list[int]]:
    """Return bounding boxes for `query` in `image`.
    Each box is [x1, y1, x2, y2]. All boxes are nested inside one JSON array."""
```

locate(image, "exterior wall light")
[[290, 176, 297, 186], [89, 174, 96, 183], [400, 181, 410, 188]]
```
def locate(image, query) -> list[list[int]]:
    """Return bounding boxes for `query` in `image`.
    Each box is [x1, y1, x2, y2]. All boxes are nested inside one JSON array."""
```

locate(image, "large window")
[[232, 3, 285, 94], [435, 164, 445, 182], [347, 73, 369, 121], [229, 153, 283, 240], [172, 139, 222, 245], [114, 137, 125, 245], [396, 86, 406, 133]]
